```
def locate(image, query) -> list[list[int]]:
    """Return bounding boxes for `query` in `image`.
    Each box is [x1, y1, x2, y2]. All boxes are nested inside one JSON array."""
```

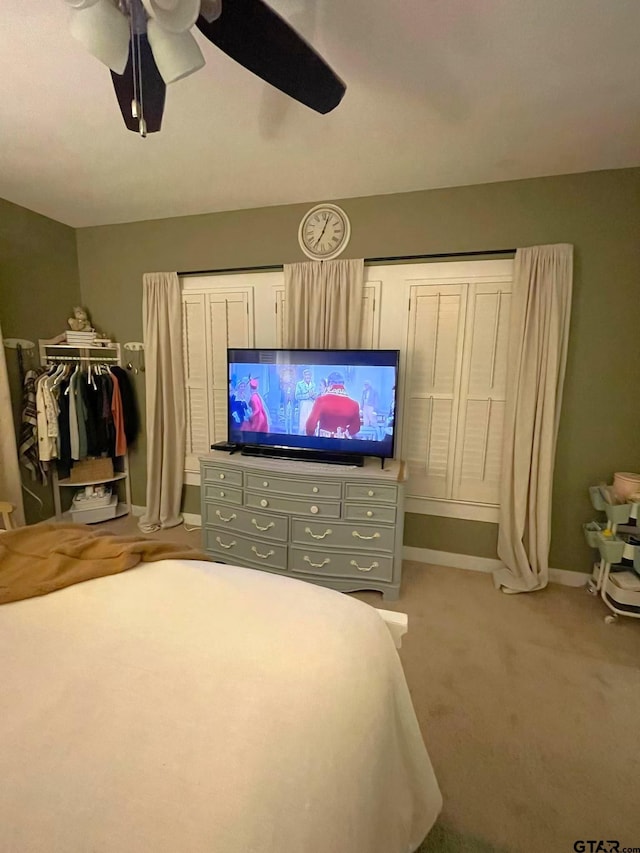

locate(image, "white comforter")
[[0, 559, 441, 853]]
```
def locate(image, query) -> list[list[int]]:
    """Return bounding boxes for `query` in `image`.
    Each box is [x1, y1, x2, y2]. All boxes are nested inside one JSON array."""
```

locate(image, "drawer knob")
[[366, 511, 373, 518], [368, 490, 375, 497], [215, 510, 236, 523], [252, 518, 275, 532], [310, 505, 319, 514], [303, 555, 330, 569], [304, 526, 332, 540], [220, 491, 225, 497], [251, 546, 275, 560], [312, 486, 319, 493], [350, 559, 379, 573], [219, 473, 225, 480], [262, 480, 269, 487], [215, 536, 236, 550], [352, 530, 381, 540], [260, 499, 268, 508]]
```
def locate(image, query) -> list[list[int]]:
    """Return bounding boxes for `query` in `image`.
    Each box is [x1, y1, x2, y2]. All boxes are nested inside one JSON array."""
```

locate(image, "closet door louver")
[[183, 293, 209, 472], [453, 283, 511, 504], [403, 284, 466, 499]]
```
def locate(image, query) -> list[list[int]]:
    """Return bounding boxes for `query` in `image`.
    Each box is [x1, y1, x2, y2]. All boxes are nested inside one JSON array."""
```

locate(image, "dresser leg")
[[382, 586, 400, 602]]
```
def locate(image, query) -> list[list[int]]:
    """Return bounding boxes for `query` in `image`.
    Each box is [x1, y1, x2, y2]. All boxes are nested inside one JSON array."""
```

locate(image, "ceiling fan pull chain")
[[128, 0, 139, 119], [128, 0, 147, 136]]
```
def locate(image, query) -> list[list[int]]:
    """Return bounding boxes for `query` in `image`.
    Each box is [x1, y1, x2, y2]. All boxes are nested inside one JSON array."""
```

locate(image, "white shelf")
[[58, 472, 128, 488]]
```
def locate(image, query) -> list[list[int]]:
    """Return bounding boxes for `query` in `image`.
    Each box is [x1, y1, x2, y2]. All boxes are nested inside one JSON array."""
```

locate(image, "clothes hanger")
[[64, 364, 79, 395], [50, 363, 66, 388]]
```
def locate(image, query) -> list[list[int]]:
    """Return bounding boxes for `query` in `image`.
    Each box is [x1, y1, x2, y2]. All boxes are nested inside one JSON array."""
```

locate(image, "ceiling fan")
[[65, 0, 346, 136]]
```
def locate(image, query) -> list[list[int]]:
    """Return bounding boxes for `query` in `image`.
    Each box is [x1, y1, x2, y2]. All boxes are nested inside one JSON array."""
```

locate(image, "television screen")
[[227, 348, 399, 459]]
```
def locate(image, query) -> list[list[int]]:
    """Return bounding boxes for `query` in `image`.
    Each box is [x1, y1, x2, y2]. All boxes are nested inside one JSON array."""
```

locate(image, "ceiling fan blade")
[[196, 0, 345, 115], [110, 35, 166, 133]]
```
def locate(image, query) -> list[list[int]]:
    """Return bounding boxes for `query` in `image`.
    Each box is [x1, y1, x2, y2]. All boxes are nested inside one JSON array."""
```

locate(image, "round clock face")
[[298, 204, 351, 260]]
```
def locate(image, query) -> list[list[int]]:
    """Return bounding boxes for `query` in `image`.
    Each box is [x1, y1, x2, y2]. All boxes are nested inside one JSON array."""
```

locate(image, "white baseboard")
[[403, 546, 502, 574], [402, 546, 590, 588], [547, 567, 591, 587]]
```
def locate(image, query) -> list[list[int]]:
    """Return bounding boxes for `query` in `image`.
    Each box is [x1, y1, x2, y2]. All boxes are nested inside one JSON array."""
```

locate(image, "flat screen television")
[[226, 348, 399, 464]]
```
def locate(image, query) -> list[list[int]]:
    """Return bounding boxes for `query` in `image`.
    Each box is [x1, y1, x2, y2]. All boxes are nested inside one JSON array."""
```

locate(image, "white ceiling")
[[0, 0, 638, 228]]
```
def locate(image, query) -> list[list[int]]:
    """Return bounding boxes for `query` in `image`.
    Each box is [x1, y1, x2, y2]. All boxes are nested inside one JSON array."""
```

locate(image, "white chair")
[[0, 501, 16, 531]]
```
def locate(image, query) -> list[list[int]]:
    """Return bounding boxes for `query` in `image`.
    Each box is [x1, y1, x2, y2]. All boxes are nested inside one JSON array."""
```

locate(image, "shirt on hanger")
[[69, 370, 81, 461], [110, 372, 127, 457]]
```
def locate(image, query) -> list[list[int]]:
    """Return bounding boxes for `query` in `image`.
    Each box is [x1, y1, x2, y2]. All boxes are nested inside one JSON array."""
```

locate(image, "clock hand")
[[315, 217, 330, 247]]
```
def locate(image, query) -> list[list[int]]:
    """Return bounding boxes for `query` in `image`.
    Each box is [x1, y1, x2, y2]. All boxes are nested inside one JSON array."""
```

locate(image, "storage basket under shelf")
[[69, 494, 118, 524], [69, 457, 114, 483]]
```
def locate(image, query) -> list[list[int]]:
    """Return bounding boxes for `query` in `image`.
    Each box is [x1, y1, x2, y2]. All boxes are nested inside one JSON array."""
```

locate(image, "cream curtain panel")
[[284, 259, 364, 348], [139, 273, 185, 533], [495, 245, 574, 592], [0, 323, 25, 527]]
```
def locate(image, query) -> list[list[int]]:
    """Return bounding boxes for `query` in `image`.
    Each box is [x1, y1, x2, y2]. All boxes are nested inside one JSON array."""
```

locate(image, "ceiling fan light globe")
[[199, 0, 221, 23], [141, 0, 200, 33], [147, 19, 205, 84], [69, 0, 130, 74]]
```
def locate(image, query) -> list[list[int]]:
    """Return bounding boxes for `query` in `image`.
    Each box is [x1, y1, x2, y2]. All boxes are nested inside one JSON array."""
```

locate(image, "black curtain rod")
[[177, 248, 516, 277]]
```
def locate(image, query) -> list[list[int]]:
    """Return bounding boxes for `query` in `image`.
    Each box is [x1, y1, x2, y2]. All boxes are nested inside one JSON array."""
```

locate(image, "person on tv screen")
[[305, 371, 360, 439], [361, 380, 380, 427], [295, 368, 317, 434], [229, 377, 249, 426], [241, 377, 270, 433]]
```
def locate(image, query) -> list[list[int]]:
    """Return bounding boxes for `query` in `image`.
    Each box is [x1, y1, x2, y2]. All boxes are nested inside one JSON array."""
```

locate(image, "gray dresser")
[[200, 454, 406, 600]]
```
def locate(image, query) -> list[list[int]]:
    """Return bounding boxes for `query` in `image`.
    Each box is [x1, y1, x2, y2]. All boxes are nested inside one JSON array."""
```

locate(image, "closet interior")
[[33, 339, 135, 523]]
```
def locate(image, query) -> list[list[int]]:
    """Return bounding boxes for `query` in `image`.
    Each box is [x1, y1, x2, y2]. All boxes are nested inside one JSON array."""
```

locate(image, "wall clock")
[[298, 203, 351, 261]]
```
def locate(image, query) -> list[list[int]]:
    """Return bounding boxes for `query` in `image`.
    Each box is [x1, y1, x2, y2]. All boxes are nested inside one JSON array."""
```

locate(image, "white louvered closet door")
[[206, 291, 253, 447], [453, 282, 512, 504], [403, 284, 466, 499], [182, 289, 254, 471], [183, 293, 209, 472]]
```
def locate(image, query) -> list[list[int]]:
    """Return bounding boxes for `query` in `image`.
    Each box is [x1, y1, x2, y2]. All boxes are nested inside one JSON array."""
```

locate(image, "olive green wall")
[[75, 168, 640, 572], [0, 197, 81, 521]]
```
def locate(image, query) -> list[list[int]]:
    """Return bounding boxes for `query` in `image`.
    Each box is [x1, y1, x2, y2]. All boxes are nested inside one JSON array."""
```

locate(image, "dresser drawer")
[[245, 492, 341, 519], [343, 503, 396, 524], [245, 474, 342, 500], [345, 483, 398, 504], [290, 547, 393, 582], [202, 466, 243, 487], [204, 485, 242, 505], [203, 504, 288, 542], [291, 519, 395, 553], [204, 529, 287, 570]]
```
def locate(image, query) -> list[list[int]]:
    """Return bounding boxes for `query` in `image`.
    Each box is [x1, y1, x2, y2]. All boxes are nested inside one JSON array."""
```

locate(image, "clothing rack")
[[39, 338, 122, 367], [37, 340, 132, 523], [45, 354, 120, 363]]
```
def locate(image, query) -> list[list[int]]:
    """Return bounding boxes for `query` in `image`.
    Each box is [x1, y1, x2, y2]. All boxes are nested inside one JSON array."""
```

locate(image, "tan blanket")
[[0, 523, 212, 605]]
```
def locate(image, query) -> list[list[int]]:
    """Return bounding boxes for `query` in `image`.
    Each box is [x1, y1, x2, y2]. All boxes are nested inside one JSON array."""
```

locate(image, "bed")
[[0, 555, 442, 852]]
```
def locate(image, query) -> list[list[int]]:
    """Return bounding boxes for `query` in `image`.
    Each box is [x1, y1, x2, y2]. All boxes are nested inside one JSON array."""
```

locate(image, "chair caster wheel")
[[587, 583, 597, 596], [604, 614, 617, 625]]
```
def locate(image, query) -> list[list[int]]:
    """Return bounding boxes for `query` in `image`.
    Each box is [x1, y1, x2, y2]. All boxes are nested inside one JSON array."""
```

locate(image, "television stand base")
[[240, 445, 364, 467]]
